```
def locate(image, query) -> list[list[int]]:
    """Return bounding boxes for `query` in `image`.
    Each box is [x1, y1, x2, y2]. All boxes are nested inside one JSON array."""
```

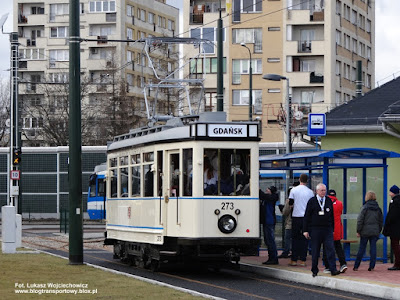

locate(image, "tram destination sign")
[[208, 124, 248, 138]]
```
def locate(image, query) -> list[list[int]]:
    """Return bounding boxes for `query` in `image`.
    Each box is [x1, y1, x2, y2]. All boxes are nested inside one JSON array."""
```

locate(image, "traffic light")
[[13, 148, 21, 166]]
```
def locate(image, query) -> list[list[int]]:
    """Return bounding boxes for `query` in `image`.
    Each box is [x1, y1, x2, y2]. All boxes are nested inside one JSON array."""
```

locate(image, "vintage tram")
[[104, 112, 261, 269]]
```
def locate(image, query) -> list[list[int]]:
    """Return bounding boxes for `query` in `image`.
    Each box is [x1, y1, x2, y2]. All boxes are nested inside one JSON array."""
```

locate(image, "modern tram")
[[87, 163, 107, 220], [103, 112, 261, 269]]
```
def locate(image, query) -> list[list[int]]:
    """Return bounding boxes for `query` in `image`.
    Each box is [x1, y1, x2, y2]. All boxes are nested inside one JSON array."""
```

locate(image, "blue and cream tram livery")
[[87, 163, 107, 219], [104, 112, 261, 268]]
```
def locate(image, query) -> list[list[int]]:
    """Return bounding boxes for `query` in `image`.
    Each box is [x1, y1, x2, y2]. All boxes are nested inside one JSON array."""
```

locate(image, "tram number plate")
[[221, 202, 234, 210]]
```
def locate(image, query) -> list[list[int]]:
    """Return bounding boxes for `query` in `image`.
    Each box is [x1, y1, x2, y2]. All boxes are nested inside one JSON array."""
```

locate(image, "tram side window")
[[110, 169, 117, 198], [144, 152, 154, 197], [120, 167, 128, 197], [183, 149, 193, 196], [170, 154, 180, 197], [89, 174, 96, 197], [131, 165, 141, 196], [157, 151, 163, 196], [203, 148, 250, 196], [144, 164, 154, 196]]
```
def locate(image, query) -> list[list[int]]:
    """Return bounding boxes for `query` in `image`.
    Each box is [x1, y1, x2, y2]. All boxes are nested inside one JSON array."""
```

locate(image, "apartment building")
[[14, 0, 178, 146], [183, 0, 375, 143]]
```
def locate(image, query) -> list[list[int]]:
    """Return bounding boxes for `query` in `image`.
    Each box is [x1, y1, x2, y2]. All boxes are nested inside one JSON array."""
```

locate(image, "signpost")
[[308, 113, 326, 150], [10, 170, 20, 180]]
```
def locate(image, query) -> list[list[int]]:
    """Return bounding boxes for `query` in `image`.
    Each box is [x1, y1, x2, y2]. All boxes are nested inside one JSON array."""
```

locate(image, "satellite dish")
[[5, 118, 10, 128], [293, 110, 304, 121]]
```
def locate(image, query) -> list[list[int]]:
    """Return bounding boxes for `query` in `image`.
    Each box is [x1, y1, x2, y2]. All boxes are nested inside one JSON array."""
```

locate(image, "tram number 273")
[[221, 202, 234, 210]]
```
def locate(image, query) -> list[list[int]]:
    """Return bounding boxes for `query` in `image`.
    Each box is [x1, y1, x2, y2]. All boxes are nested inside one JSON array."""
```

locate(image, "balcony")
[[189, 3, 225, 25], [310, 72, 324, 84], [190, 13, 204, 24], [298, 41, 312, 53]]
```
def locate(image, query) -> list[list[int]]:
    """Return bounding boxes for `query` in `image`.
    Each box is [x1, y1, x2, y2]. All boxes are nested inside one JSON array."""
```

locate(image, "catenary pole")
[[68, 0, 83, 265], [217, 0, 224, 111]]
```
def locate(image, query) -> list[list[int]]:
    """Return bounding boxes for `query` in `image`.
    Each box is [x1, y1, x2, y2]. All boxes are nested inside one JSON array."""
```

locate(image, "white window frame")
[[50, 26, 68, 38], [232, 89, 262, 106], [49, 49, 69, 62], [89, 1, 116, 13]]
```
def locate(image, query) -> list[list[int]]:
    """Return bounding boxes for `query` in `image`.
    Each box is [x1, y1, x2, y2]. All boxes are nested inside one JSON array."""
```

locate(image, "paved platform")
[[241, 249, 400, 300]]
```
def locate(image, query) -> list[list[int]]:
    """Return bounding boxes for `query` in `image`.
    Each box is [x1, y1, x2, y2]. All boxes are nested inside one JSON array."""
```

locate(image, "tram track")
[[21, 232, 375, 300]]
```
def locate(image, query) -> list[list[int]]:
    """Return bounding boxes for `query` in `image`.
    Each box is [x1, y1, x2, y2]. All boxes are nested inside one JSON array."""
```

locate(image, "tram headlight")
[[218, 215, 237, 234]]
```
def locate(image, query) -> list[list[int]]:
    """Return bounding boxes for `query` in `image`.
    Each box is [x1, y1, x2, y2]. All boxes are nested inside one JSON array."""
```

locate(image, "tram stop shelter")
[[259, 147, 400, 263]]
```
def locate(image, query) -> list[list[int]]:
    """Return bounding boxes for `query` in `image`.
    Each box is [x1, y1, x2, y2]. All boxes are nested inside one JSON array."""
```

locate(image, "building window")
[[148, 12, 154, 24], [301, 90, 315, 104], [352, 38, 357, 53], [190, 57, 226, 75], [336, 0, 341, 15], [335, 61, 340, 75], [19, 48, 45, 60], [127, 28, 133, 40], [168, 19, 174, 31], [336, 91, 341, 106], [336, 30, 341, 46], [190, 27, 226, 54], [50, 26, 68, 38], [89, 1, 116, 13], [127, 5, 133, 17], [233, 0, 262, 13], [232, 89, 262, 106], [232, 59, 262, 84], [366, 19, 371, 33], [351, 9, 357, 24], [232, 28, 262, 52], [49, 50, 69, 61]]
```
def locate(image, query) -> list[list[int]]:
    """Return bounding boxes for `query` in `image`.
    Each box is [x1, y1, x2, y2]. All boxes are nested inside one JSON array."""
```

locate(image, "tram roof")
[[108, 112, 260, 152]]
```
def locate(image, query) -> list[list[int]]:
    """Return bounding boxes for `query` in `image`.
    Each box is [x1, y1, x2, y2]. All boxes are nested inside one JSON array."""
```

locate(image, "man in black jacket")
[[259, 186, 279, 265], [383, 185, 400, 270], [303, 183, 340, 277]]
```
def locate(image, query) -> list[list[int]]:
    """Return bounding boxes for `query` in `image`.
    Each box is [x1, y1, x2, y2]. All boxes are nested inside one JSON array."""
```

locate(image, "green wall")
[[321, 133, 400, 258]]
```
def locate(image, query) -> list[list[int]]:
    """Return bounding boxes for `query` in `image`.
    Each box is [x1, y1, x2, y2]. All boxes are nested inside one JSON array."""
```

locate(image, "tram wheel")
[[150, 259, 160, 272]]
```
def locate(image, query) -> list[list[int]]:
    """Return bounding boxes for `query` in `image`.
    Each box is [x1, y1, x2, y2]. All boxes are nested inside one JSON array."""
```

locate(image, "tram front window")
[[98, 179, 105, 197], [204, 149, 250, 196]]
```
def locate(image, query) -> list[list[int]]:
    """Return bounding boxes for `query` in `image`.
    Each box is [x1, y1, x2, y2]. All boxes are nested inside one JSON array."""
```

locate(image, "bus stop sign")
[[308, 113, 326, 136]]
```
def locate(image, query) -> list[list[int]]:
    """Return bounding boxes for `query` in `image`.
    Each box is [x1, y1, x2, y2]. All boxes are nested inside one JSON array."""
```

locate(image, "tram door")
[[165, 150, 180, 228]]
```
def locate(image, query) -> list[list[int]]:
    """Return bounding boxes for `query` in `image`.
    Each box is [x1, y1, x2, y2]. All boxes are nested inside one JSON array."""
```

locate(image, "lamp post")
[[263, 73, 292, 194], [241, 43, 252, 121]]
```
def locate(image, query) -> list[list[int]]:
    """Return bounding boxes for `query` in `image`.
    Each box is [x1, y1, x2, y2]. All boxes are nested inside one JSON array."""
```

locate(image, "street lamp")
[[241, 43, 252, 121], [263, 73, 292, 194], [262, 74, 292, 154]]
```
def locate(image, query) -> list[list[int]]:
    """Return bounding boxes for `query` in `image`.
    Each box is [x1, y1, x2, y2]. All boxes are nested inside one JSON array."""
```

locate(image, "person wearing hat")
[[322, 189, 348, 273], [383, 185, 400, 270], [259, 186, 279, 265]]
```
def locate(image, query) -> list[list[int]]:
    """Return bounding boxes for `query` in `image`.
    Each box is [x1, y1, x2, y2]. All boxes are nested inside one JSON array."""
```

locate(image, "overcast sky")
[[0, 0, 399, 86]]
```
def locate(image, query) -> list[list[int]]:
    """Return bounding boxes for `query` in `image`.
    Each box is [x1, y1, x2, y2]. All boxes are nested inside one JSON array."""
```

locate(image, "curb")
[[240, 263, 400, 300]]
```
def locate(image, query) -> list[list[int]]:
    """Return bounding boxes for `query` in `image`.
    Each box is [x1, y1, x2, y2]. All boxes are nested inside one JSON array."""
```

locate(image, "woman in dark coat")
[[353, 191, 383, 271], [383, 185, 400, 270]]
